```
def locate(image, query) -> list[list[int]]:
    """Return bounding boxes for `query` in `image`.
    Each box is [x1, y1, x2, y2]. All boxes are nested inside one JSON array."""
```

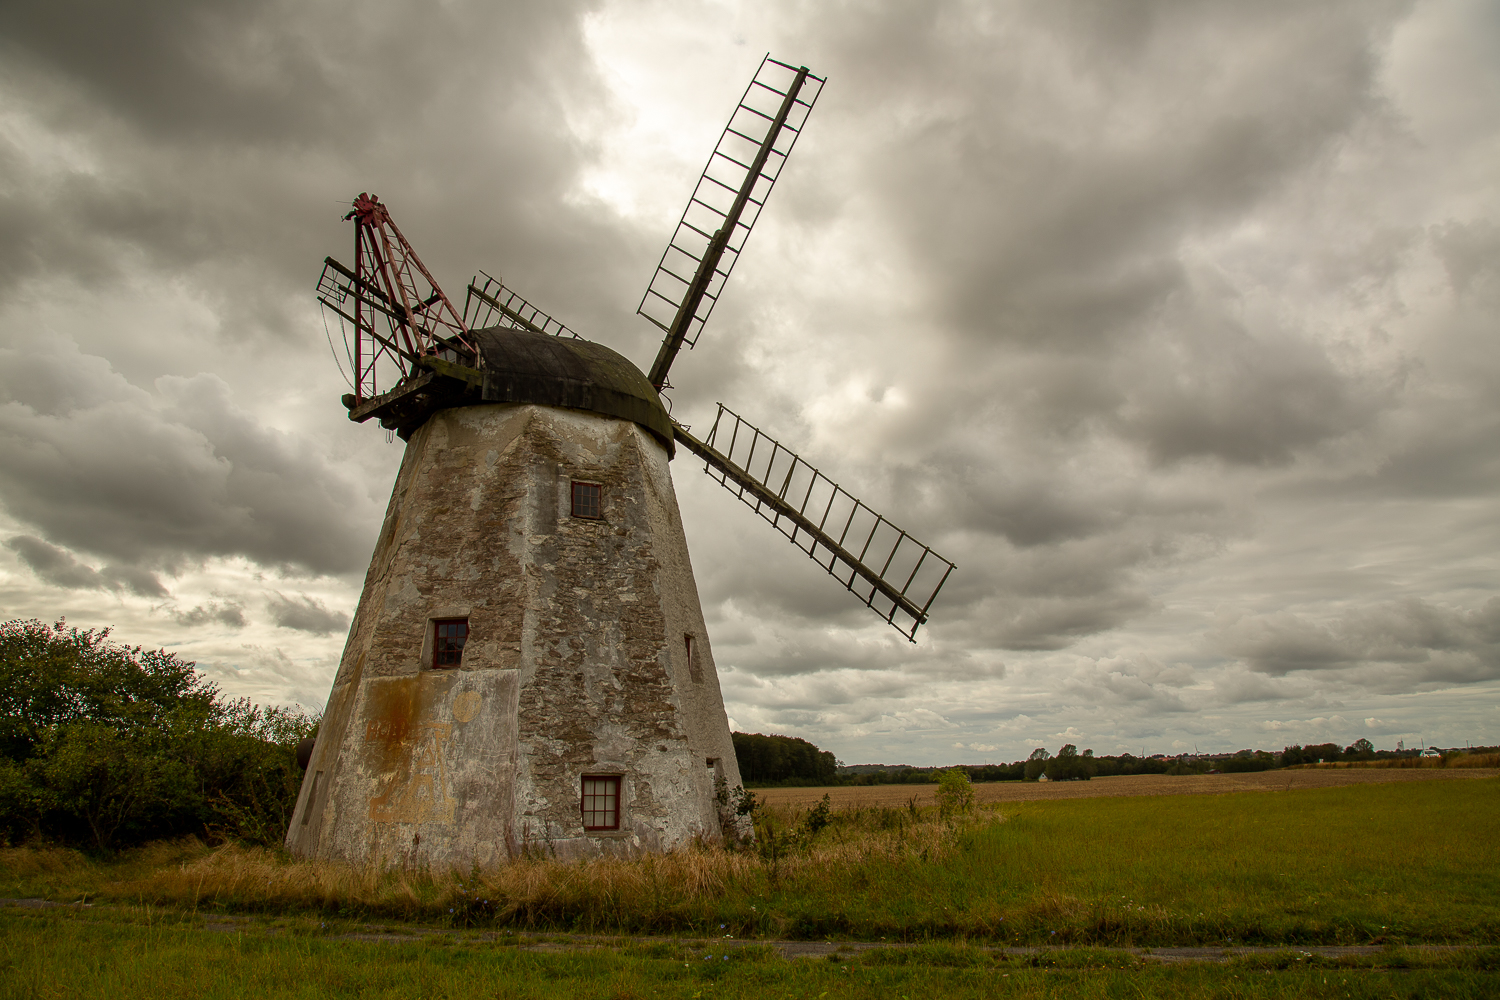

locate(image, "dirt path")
[[755, 767, 1500, 810]]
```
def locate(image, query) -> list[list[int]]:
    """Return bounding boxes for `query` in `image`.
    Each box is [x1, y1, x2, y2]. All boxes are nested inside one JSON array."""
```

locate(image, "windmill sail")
[[464, 271, 581, 340], [674, 406, 954, 640], [640, 56, 826, 390]]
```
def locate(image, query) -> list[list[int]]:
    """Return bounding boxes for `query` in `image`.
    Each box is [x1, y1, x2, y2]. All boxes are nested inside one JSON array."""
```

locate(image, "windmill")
[[289, 57, 953, 867]]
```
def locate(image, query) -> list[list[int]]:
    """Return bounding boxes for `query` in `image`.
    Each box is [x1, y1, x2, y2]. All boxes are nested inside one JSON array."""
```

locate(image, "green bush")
[[0, 619, 318, 852], [935, 769, 974, 814]]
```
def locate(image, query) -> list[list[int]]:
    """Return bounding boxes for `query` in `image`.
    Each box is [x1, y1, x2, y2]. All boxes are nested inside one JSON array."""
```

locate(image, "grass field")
[[3, 776, 1498, 998], [1, 906, 1497, 999], [2, 774, 1496, 950]]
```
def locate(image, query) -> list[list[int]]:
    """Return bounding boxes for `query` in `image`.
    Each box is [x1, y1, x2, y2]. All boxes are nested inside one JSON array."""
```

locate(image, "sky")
[[1, 0, 1497, 765]]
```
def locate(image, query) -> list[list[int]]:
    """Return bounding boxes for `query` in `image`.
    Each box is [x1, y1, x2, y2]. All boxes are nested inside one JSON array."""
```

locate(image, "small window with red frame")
[[432, 619, 468, 668], [571, 481, 602, 519], [581, 775, 621, 830]]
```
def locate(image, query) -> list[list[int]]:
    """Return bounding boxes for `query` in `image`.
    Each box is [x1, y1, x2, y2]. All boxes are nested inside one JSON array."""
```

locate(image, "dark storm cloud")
[[267, 592, 349, 635], [1057, 656, 1193, 714], [0, 0, 635, 352], [5, 535, 168, 596], [825, 1, 1402, 345], [1214, 598, 1500, 685], [1109, 310, 1390, 466], [169, 601, 248, 628], [0, 343, 372, 575], [0, 0, 338, 142], [770, 0, 1410, 495], [1431, 219, 1500, 297], [1308, 218, 1500, 502]]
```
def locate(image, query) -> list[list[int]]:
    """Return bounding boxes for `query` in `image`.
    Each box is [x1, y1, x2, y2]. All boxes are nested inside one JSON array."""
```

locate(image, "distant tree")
[[959, 763, 1024, 783], [1304, 743, 1342, 764], [1222, 751, 1276, 773], [1024, 747, 1051, 781], [1345, 738, 1375, 760], [1165, 757, 1204, 776], [1045, 744, 1096, 781]]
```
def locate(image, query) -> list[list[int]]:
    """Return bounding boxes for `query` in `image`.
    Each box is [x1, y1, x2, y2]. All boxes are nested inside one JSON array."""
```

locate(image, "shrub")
[[0, 619, 317, 851], [803, 793, 832, 835], [935, 769, 975, 814]]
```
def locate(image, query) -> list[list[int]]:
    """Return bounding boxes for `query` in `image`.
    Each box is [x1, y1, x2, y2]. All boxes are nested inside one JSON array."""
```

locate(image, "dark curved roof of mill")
[[471, 325, 674, 454]]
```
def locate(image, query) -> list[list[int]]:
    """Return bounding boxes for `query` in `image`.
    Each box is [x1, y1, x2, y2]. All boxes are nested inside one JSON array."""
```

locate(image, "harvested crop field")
[[756, 766, 1500, 809]]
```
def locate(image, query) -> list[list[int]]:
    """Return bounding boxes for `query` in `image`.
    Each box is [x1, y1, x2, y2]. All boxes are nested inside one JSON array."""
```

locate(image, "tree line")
[[0, 619, 316, 852], [733, 733, 1458, 788], [731, 732, 839, 786]]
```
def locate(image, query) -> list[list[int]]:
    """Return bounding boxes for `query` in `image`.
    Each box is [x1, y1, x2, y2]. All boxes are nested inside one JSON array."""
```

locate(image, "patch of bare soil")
[[755, 767, 1500, 810]]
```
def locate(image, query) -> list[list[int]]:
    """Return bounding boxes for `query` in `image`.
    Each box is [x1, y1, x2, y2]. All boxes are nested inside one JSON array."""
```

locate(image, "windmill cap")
[[472, 326, 674, 455]]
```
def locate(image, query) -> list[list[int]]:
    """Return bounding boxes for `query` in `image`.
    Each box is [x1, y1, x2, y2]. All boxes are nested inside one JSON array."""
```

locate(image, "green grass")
[[874, 778, 1500, 945], [1, 908, 1497, 999], [2, 778, 1496, 947]]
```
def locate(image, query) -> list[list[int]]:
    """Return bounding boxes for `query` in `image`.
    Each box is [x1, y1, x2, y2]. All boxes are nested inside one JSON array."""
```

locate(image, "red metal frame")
[[345, 193, 474, 402]]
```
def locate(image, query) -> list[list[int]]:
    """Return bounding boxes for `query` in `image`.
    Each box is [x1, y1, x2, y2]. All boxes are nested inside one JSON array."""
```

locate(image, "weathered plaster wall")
[[286, 403, 745, 868]]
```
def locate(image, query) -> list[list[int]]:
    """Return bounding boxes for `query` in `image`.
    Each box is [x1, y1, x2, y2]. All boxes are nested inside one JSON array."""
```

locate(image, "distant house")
[[1037, 773, 1050, 782]]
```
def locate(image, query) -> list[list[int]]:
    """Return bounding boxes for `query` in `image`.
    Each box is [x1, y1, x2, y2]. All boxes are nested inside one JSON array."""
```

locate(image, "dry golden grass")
[[1286, 753, 1500, 770], [756, 765, 1500, 809], [10, 800, 990, 935], [5, 778, 1498, 947], [1450, 753, 1500, 768]]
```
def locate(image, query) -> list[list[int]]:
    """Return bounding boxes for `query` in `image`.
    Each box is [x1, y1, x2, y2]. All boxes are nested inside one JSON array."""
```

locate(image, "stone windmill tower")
[[288, 58, 953, 868]]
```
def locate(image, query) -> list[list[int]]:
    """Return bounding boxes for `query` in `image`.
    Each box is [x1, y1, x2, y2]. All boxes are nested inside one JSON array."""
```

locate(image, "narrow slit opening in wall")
[[302, 771, 323, 826], [685, 633, 703, 684]]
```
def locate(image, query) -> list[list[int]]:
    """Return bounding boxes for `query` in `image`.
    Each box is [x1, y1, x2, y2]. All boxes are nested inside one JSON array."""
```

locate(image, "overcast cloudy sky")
[[2, 0, 1497, 764]]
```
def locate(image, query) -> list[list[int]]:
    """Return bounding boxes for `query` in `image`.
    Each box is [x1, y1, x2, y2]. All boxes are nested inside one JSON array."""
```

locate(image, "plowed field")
[[755, 766, 1500, 809]]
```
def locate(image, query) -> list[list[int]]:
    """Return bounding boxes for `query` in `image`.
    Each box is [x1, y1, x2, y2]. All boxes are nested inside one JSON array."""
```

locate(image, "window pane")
[[433, 619, 468, 667], [572, 482, 601, 519], [581, 775, 620, 830]]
